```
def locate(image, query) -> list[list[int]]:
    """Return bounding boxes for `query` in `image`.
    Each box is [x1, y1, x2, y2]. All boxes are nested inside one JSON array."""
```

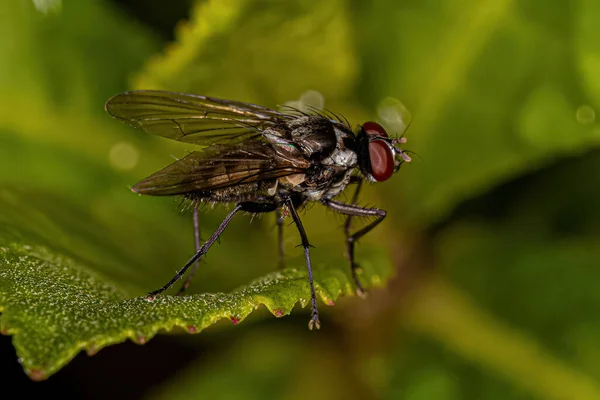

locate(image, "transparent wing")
[[105, 90, 294, 145], [132, 141, 309, 196]]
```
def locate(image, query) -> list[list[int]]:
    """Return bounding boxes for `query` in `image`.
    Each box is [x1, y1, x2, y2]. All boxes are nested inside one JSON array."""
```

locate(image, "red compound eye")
[[362, 121, 388, 137], [368, 140, 394, 181]]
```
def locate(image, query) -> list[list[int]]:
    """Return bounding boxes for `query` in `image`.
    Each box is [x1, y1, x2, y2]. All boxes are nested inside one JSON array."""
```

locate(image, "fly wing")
[[105, 90, 294, 145], [132, 141, 309, 196]]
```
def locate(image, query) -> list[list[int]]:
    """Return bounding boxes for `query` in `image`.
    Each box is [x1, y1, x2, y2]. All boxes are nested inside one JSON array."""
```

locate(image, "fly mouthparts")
[[397, 149, 412, 162], [392, 138, 412, 163]]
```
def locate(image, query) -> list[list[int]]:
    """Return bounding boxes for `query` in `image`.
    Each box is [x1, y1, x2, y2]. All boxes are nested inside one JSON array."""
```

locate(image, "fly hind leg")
[[146, 204, 243, 300], [276, 208, 285, 269], [341, 179, 367, 296], [177, 202, 202, 296]]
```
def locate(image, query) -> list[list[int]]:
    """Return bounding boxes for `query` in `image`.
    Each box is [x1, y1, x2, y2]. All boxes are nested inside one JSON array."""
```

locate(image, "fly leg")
[[146, 204, 243, 300], [177, 202, 202, 296], [285, 197, 320, 330], [276, 208, 285, 269], [322, 198, 386, 297], [342, 179, 368, 295]]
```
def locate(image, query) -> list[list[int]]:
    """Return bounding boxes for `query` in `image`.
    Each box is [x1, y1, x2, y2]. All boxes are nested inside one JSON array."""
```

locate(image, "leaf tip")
[[86, 345, 100, 356], [27, 369, 46, 381], [186, 325, 198, 334], [229, 316, 241, 325], [135, 336, 147, 345]]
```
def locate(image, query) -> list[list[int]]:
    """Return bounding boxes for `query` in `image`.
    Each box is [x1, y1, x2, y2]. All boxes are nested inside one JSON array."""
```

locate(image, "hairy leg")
[[177, 202, 202, 295], [323, 198, 386, 296], [276, 208, 285, 269], [285, 198, 320, 330], [146, 204, 242, 300]]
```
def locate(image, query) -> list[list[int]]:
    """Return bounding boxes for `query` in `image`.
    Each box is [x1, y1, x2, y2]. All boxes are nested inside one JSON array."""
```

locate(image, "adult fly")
[[105, 90, 412, 329]]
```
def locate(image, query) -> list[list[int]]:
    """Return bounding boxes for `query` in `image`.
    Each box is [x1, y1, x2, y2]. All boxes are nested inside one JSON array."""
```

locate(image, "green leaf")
[[0, 188, 391, 380]]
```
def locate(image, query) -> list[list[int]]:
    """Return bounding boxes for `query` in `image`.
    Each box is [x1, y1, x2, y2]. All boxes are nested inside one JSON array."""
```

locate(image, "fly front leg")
[[146, 204, 243, 300], [322, 198, 386, 296], [343, 178, 364, 293]]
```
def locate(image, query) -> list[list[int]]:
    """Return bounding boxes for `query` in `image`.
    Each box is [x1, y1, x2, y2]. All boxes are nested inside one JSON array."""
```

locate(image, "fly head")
[[356, 121, 412, 182]]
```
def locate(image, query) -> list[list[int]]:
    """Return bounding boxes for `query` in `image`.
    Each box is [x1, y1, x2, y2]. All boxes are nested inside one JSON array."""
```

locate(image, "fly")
[[105, 90, 412, 330]]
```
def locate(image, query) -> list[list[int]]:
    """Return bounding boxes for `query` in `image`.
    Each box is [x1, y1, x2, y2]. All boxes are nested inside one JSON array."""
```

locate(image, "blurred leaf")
[[0, 0, 158, 111], [439, 223, 600, 372], [356, 0, 600, 227], [504, 151, 600, 237], [576, 0, 600, 110], [383, 220, 600, 399], [134, 0, 357, 107], [148, 327, 359, 400], [397, 276, 600, 400], [0, 0, 163, 199]]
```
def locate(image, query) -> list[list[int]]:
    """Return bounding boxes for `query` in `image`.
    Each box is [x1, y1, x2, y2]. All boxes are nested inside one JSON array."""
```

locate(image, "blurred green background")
[[2, 0, 600, 398]]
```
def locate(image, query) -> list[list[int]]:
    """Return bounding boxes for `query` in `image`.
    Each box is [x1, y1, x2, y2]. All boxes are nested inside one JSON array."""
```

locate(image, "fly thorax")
[[321, 147, 357, 168], [319, 125, 358, 167], [288, 116, 337, 161]]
